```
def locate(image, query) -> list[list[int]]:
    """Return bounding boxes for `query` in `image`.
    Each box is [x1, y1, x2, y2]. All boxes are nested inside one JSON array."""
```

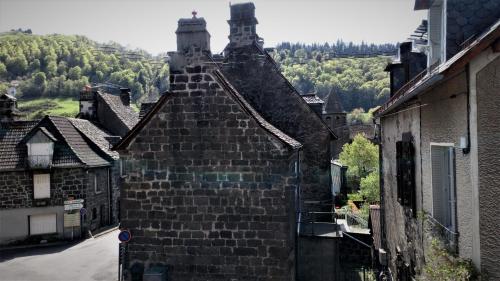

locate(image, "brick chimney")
[[169, 12, 214, 93], [0, 93, 22, 122], [120, 88, 131, 106], [226, 2, 262, 49]]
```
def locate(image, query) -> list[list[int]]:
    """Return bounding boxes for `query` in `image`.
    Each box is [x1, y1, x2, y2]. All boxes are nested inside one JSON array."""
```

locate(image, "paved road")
[[0, 230, 119, 281]]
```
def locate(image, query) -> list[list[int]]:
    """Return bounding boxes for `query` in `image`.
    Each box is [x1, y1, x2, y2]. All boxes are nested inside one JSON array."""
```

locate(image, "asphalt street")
[[0, 230, 119, 281]]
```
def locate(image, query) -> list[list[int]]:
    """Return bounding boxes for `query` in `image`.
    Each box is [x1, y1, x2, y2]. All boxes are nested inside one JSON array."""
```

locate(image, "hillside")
[[0, 31, 169, 104], [0, 32, 393, 119], [274, 42, 393, 112]]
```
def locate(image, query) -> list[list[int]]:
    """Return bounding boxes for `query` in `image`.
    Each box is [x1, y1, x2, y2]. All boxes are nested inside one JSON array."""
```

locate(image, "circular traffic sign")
[[118, 229, 132, 243], [79, 208, 87, 216]]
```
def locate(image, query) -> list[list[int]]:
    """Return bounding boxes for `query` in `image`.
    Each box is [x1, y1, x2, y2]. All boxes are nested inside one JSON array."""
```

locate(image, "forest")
[[0, 30, 169, 103], [0, 31, 393, 119]]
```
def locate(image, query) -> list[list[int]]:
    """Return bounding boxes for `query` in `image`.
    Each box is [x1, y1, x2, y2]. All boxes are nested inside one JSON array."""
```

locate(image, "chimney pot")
[[120, 88, 131, 106]]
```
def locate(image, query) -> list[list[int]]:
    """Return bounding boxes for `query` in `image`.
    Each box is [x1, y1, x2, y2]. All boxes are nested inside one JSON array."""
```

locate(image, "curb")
[[0, 240, 74, 252], [92, 225, 120, 239]]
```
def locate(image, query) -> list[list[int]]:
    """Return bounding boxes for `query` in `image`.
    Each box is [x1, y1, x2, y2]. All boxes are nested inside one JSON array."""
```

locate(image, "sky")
[[0, 0, 426, 55]]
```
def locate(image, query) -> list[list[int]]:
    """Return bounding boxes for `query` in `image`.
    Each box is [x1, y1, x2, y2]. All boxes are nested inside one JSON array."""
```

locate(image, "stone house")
[[0, 93, 122, 245], [376, 0, 500, 279], [113, 3, 340, 280], [218, 3, 336, 211]]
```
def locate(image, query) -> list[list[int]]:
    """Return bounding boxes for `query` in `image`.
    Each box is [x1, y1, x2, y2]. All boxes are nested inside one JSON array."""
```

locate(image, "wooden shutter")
[[33, 174, 50, 199]]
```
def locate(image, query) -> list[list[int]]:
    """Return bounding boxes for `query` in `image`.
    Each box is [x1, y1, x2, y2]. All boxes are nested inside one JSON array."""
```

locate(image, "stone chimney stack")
[[120, 88, 131, 106], [79, 85, 97, 120], [169, 12, 214, 93], [227, 2, 262, 49], [0, 93, 21, 122]]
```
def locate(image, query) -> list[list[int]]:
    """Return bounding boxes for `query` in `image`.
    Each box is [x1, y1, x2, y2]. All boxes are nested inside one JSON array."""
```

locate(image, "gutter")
[[377, 73, 443, 117]]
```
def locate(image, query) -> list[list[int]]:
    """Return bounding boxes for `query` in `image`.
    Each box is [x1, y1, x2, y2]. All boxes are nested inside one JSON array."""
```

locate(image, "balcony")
[[27, 155, 53, 169]]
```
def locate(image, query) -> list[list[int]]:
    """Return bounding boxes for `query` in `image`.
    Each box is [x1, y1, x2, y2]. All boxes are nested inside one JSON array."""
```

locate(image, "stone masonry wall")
[[119, 60, 298, 281], [221, 45, 333, 210], [0, 168, 88, 209]]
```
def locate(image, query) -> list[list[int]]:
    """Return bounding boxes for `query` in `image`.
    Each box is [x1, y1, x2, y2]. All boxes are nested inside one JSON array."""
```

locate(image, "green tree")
[[33, 72, 46, 87], [6, 55, 28, 77], [68, 66, 82, 80], [339, 134, 378, 186], [0, 62, 7, 78], [359, 171, 379, 204]]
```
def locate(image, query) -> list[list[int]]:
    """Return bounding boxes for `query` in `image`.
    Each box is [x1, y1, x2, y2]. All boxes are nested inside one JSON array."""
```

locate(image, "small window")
[[92, 169, 108, 194], [396, 133, 416, 216], [33, 174, 50, 199]]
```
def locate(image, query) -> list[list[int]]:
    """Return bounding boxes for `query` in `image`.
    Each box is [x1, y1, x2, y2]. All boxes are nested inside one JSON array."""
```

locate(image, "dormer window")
[[26, 127, 57, 169]]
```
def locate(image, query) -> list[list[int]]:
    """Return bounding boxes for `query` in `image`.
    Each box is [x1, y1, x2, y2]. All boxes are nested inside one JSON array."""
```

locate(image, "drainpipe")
[[295, 148, 302, 281], [463, 64, 471, 155]]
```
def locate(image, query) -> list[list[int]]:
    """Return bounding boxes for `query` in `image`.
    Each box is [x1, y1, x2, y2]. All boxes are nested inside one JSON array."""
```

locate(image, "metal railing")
[[27, 155, 52, 168], [338, 267, 379, 281], [336, 207, 369, 229], [426, 215, 459, 254]]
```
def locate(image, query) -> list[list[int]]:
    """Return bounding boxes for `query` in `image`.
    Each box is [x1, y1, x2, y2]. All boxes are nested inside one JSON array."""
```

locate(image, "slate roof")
[[301, 94, 324, 104], [98, 92, 139, 130], [69, 118, 119, 160], [0, 121, 38, 170], [49, 116, 110, 167], [139, 102, 156, 119], [0, 115, 113, 171], [324, 90, 343, 114]]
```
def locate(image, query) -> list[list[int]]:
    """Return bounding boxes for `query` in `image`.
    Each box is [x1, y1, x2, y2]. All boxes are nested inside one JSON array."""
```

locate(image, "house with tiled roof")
[[376, 0, 500, 279], [0, 94, 121, 245], [78, 86, 139, 137]]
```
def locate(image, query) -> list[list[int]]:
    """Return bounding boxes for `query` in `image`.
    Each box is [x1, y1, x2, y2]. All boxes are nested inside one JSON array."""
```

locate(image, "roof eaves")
[[251, 41, 338, 139], [212, 69, 302, 150]]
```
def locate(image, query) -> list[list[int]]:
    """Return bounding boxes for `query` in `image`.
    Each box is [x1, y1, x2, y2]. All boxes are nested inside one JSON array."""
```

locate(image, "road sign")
[[64, 199, 84, 205], [64, 212, 81, 227], [64, 203, 83, 211], [80, 208, 87, 216], [118, 229, 132, 243]]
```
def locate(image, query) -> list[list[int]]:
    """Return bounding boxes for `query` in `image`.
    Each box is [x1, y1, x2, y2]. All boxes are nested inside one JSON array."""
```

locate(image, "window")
[[92, 169, 109, 194], [92, 208, 97, 221], [396, 133, 416, 216], [33, 173, 50, 199], [431, 145, 456, 231]]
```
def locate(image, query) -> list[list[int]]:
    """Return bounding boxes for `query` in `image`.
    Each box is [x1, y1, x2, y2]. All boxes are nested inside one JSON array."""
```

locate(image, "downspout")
[[463, 64, 471, 155], [295, 148, 302, 281], [108, 167, 112, 224]]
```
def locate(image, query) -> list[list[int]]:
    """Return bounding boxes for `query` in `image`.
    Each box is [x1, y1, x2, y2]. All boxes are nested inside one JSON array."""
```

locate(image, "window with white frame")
[[33, 173, 50, 199], [431, 145, 456, 231]]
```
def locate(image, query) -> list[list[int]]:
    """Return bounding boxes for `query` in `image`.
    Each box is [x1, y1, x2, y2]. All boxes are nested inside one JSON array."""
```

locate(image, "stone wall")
[[380, 102, 423, 274], [84, 167, 112, 232], [119, 61, 298, 281], [221, 45, 333, 209]]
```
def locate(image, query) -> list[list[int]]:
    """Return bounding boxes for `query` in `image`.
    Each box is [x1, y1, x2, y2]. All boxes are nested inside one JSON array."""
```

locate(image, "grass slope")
[[18, 98, 79, 120]]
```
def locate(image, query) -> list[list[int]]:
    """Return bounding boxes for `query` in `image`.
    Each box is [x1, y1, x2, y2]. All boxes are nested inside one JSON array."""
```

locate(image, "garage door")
[[30, 214, 57, 235]]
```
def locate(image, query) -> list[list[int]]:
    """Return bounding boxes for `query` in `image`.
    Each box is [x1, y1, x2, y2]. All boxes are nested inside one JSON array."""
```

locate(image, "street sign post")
[[118, 230, 131, 281]]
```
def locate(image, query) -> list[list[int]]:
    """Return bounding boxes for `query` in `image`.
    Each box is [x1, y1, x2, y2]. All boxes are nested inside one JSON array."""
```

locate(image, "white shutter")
[[431, 145, 454, 228], [30, 213, 57, 235], [34, 174, 50, 199]]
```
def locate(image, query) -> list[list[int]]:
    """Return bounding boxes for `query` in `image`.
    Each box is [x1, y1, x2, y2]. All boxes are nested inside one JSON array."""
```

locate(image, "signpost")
[[64, 199, 84, 240], [118, 229, 132, 281]]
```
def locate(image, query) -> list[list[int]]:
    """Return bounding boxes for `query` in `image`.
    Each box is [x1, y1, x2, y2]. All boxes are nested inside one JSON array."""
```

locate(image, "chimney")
[[120, 88, 131, 106], [79, 85, 97, 120], [0, 93, 21, 122], [227, 2, 262, 49], [170, 11, 211, 73]]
